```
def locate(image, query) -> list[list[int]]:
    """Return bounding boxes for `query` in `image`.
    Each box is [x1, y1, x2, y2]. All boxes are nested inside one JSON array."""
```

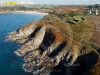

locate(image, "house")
[[95, 10, 99, 15], [86, 8, 99, 15]]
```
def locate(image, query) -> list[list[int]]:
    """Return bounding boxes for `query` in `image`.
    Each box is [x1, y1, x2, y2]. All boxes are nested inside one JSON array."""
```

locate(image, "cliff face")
[[7, 12, 100, 75]]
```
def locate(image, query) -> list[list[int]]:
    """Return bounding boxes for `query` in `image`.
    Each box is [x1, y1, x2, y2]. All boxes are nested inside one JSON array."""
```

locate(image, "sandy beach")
[[0, 11, 48, 15], [14, 11, 48, 15], [0, 11, 12, 14]]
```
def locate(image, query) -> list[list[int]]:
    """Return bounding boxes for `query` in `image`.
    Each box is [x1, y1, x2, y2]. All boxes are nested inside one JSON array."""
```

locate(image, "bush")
[[68, 12, 78, 17], [67, 16, 85, 24]]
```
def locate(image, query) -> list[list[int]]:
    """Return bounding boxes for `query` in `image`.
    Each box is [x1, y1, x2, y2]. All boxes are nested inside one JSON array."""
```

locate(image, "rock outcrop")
[[7, 14, 100, 75]]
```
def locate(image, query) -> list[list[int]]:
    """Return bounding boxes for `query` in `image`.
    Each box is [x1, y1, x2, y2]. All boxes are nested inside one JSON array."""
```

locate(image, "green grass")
[[45, 11, 94, 42], [67, 16, 85, 24], [81, 41, 100, 54]]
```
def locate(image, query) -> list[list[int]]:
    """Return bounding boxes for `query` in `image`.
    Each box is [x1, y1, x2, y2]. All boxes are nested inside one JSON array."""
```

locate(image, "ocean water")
[[0, 13, 44, 75]]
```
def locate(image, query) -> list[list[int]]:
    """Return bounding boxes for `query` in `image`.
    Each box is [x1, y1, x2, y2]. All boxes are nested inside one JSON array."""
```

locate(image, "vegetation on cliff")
[[6, 6, 100, 75]]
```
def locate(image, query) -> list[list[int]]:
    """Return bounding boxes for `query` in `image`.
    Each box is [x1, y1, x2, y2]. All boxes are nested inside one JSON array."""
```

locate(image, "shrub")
[[67, 16, 85, 24], [68, 12, 78, 17]]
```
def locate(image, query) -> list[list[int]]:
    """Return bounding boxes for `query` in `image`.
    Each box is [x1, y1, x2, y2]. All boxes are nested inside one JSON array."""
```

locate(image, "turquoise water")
[[0, 13, 44, 75]]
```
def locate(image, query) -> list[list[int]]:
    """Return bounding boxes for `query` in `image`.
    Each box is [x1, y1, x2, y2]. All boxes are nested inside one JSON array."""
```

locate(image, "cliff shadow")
[[23, 26, 42, 44], [39, 30, 55, 54], [50, 51, 99, 75], [48, 42, 67, 57], [69, 51, 99, 75]]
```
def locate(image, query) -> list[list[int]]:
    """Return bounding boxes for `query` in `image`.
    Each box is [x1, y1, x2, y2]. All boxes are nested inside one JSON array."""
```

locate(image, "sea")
[[0, 13, 45, 75]]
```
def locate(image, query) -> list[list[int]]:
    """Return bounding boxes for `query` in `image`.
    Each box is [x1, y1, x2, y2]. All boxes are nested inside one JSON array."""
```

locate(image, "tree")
[[88, 5, 92, 10], [93, 4, 100, 9]]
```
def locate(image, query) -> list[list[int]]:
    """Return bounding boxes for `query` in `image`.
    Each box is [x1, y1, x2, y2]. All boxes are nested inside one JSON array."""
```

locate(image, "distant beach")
[[0, 11, 48, 15], [0, 11, 12, 14], [13, 11, 48, 15]]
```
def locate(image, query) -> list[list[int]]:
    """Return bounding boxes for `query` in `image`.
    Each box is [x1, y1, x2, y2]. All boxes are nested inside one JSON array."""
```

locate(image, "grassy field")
[[44, 11, 95, 43]]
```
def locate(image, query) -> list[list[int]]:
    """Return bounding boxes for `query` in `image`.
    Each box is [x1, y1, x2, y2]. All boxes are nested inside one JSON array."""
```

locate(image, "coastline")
[[0, 11, 12, 14], [0, 11, 48, 15], [12, 11, 48, 15]]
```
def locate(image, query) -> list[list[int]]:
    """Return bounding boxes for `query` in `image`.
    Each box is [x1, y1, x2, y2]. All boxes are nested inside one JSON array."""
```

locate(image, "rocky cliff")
[[7, 12, 100, 75]]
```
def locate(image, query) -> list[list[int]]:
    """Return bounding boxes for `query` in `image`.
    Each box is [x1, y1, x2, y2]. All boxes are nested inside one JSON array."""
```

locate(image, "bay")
[[0, 13, 44, 75]]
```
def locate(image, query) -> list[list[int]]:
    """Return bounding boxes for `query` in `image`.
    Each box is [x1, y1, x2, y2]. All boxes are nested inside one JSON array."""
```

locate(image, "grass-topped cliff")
[[6, 6, 100, 75]]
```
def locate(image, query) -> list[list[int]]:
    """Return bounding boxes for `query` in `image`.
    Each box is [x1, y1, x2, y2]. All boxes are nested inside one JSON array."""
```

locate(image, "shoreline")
[[0, 11, 12, 14], [0, 11, 48, 15]]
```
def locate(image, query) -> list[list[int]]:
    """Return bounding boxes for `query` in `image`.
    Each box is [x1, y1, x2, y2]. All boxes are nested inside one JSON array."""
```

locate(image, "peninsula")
[[6, 5, 100, 75]]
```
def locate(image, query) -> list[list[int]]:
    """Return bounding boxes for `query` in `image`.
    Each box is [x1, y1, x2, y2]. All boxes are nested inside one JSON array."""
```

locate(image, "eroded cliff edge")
[[6, 11, 100, 75]]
